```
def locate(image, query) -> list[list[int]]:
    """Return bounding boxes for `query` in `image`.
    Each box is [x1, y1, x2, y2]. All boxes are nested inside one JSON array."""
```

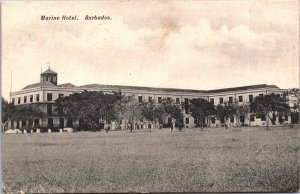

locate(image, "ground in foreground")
[[2, 127, 299, 193]]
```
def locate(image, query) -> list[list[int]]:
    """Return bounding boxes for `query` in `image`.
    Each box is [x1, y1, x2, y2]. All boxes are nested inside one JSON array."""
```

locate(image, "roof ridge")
[[77, 83, 278, 93]]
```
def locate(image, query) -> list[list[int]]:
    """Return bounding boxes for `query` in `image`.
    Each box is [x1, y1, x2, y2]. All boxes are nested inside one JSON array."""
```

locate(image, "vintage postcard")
[[1, 1, 299, 193]]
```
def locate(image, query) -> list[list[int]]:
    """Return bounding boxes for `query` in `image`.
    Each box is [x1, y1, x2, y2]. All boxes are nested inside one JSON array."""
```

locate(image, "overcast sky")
[[2, 1, 299, 100]]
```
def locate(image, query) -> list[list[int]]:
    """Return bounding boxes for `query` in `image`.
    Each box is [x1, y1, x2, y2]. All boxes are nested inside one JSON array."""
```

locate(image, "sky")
[[2, 1, 299, 100]]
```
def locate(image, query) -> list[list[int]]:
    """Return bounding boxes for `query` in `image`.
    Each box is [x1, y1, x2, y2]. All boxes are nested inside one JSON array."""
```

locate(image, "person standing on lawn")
[[171, 120, 175, 131]]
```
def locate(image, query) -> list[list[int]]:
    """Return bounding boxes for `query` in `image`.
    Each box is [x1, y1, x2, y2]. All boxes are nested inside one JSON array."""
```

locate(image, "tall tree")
[[288, 88, 300, 110], [189, 98, 215, 130], [1, 98, 15, 132], [216, 102, 236, 128], [233, 101, 250, 129], [112, 90, 127, 130], [14, 104, 46, 132], [55, 92, 82, 130], [162, 98, 184, 130], [153, 105, 166, 129], [288, 88, 300, 124], [141, 101, 156, 132], [123, 95, 142, 132], [250, 93, 290, 130]]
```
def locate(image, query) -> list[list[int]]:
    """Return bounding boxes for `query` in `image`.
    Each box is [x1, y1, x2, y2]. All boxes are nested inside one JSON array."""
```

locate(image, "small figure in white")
[[171, 120, 176, 131]]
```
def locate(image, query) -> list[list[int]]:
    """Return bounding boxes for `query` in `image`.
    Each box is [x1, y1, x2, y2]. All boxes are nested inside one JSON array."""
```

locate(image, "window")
[[59, 118, 64, 128], [221, 117, 225, 123], [24, 96, 27, 103], [47, 93, 52, 101], [229, 97, 233, 103], [249, 95, 253, 103], [219, 97, 223, 104], [30, 95, 33, 102], [238, 96, 243, 102], [34, 119, 39, 127], [210, 98, 214, 105], [148, 96, 153, 102], [47, 104, 52, 115], [283, 93, 287, 98], [185, 117, 189, 124], [176, 98, 180, 104], [53, 76, 56, 82], [11, 98, 15, 104], [48, 76, 51, 82], [167, 97, 171, 101], [58, 105, 63, 115], [184, 98, 189, 114], [211, 117, 215, 124], [158, 97, 162, 103], [250, 115, 255, 121], [138, 96, 143, 103], [285, 115, 289, 121], [36, 94, 40, 102], [18, 97, 21, 104], [48, 118, 53, 127], [230, 116, 234, 123], [259, 94, 264, 97], [58, 94, 64, 98]]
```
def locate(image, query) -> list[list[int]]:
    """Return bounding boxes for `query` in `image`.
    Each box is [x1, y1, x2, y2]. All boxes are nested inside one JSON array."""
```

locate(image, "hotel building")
[[9, 68, 292, 130]]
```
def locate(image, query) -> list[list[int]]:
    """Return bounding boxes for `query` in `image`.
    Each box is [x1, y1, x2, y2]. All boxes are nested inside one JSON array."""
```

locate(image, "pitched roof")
[[41, 69, 57, 74], [77, 84, 206, 93], [22, 81, 56, 90], [208, 84, 279, 93], [77, 84, 279, 94], [58, 83, 76, 88]]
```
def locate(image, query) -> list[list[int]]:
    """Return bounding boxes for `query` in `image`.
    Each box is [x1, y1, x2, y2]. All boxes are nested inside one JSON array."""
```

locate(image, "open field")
[[2, 127, 299, 193]]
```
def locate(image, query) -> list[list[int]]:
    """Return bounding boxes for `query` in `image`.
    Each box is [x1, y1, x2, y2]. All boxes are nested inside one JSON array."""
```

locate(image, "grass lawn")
[[2, 126, 299, 193]]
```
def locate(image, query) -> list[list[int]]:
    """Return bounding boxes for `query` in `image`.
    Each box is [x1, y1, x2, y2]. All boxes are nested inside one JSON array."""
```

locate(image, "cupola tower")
[[40, 67, 57, 86]]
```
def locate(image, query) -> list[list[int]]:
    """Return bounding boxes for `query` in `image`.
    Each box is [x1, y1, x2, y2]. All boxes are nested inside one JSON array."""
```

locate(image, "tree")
[[153, 105, 166, 129], [288, 88, 300, 110], [55, 93, 82, 130], [112, 90, 127, 130], [123, 95, 142, 132], [250, 93, 290, 130], [288, 88, 300, 124], [216, 102, 236, 128], [55, 90, 120, 132], [141, 101, 156, 132], [189, 98, 215, 130], [1, 98, 15, 132], [162, 98, 184, 130], [14, 104, 46, 132], [233, 101, 250, 130]]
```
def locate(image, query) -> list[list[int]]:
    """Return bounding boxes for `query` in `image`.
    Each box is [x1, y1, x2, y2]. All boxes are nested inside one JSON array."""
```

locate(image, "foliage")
[[250, 93, 290, 130], [161, 98, 184, 129], [232, 101, 251, 128], [215, 102, 236, 127], [1, 98, 15, 132], [2, 97, 46, 132], [189, 98, 215, 129], [123, 95, 142, 132], [55, 90, 121, 131], [288, 88, 300, 110]]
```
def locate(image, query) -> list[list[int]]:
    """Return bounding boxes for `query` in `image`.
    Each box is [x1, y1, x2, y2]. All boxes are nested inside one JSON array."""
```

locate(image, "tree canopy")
[[250, 93, 290, 129], [189, 98, 215, 129]]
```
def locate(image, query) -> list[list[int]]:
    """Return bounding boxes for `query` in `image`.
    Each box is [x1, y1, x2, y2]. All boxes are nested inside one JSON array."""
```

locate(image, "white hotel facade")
[[9, 68, 291, 130]]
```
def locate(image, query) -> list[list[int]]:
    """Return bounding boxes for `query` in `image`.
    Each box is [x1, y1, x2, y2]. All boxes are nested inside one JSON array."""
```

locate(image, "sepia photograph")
[[1, 1, 299, 193]]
